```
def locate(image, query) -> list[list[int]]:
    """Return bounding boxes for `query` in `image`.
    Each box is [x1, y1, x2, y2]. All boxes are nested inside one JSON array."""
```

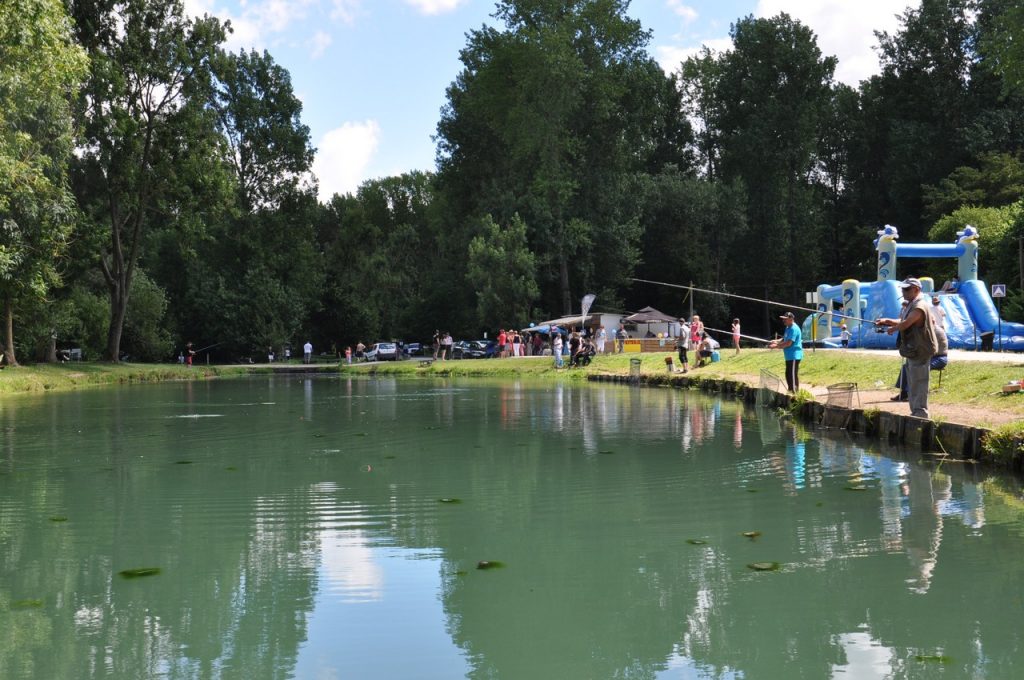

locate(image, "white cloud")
[[330, 0, 361, 23], [183, 0, 315, 52], [312, 120, 381, 201], [404, 0, 466, 16], [310, 30, 332, 59], [667, 0, 699, 26], [654, 1, 915, 85], [755, 0, 915, 85], [655, 37, 733, 72]]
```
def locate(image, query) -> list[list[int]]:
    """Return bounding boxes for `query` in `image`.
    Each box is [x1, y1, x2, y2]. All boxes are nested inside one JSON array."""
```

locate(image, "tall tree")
[[866, 0, 974, 239], [211, 48, 314, 212], [0, 0, 87, 365], [436, 0, 690, 315], [712, 14, 836, 297], [69, 0, 227, 361]]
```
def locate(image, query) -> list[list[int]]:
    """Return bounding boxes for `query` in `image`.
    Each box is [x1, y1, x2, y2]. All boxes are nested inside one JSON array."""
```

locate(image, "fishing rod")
[[630, 277, 874, 326], [193, 341, 226, 353], [702, 326, 775, 344]]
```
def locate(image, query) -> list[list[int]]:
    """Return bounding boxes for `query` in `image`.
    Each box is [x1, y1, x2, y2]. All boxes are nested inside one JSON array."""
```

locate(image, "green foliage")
[[922, 153, 1024, 222], [466, 214, 539, 329], [436, 0, 688, 315], [928, 203, 1021, 287], [122, 271, 173, 361], [982, 421, 1024, 464], [70, 0, 230, 361], [0, 0, 88, 364], [979, 1, 1024, 95]]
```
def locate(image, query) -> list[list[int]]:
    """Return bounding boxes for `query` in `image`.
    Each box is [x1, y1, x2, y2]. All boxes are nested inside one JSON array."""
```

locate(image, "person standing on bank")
[[876, 277, 938, 418], [303, 340, 313, 364], [767, 312, 803, 393]]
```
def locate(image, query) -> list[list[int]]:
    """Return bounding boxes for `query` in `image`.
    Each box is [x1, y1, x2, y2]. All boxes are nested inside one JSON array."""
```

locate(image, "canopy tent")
[[624, 306, 678, 324]]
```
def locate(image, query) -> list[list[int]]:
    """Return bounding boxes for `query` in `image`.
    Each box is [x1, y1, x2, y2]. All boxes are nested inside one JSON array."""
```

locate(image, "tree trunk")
[[104, 285, 128, 362], [45, 333, 57, 363], [3, 297, 17, 367]]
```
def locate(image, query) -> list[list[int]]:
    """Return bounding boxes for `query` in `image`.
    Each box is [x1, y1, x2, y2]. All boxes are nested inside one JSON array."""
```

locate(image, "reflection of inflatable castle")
[[804, 225, 1024, 350]]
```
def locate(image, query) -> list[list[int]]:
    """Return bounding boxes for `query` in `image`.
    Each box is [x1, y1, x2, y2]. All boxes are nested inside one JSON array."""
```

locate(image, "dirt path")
[[723, 372, 1021, 427]]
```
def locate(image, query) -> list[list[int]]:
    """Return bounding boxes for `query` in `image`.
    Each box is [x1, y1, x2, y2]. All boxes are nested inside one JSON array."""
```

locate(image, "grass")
[[343, 348, 1024, 417], [982, 421, 1024, 463], [0, 362, 256, 396]]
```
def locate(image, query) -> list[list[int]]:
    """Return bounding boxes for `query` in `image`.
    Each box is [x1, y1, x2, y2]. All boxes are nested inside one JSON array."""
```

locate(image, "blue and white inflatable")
[[804, 225, 1024, 351]]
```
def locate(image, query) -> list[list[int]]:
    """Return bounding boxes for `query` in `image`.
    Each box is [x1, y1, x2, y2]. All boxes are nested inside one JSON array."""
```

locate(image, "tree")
[[0, 0, 87, 365], [211, 48, 314, 211], [979, 0, 1024, 95], [867, 0, 974, 239], [712, 14, 836, 296], [922, 153, 1024, 222], [436, 0, 688, 315], [466, 214, 539, 330], [69, 0, 228, 361]]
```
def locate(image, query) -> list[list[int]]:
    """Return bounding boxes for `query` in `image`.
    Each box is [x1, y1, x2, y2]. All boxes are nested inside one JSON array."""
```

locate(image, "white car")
[[365, 342, 398, 361]]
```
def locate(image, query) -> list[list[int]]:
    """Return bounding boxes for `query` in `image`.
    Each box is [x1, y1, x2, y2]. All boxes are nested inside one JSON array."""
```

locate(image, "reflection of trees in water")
[[0, 382, 322, 680], [2, 378, 1023, 678]]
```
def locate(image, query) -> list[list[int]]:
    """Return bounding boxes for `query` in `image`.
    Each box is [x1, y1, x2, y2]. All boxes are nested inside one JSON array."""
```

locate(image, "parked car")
[[403, 342, 423, 357], [452, 339, 497, 359], [365, 342, 399, 361]]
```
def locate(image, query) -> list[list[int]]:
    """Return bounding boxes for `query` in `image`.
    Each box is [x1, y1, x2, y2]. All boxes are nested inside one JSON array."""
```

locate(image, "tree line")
[[2, 0, 1023, 365]]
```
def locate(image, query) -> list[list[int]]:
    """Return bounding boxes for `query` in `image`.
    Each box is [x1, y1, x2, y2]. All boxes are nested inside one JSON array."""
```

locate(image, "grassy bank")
[[0, 362, 256, 396], [345, 348, 1024, 418]]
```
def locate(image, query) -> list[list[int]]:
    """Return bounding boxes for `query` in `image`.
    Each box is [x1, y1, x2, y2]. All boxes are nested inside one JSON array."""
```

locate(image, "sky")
[[183, 0, 918, 202]]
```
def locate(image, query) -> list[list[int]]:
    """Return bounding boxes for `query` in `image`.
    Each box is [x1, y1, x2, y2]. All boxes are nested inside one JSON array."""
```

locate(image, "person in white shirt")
[[303, 341, 313, 364]]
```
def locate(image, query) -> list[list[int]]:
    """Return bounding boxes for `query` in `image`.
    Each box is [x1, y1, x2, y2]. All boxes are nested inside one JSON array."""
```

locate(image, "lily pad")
[[747, 562, 780, 572], [742, 531, 762, 539], [687, 539, 708, 545], [49, 516, 68, 522], [915, 655, 952, 664], [384, 455, 396, 459], [438, 498, 462, 504], [598, 450, 615, 455], [476, 560, 505, 570], [119, 567, 161, 579], [746, 488, 759, 493], [225, 466, 238, 471], [12, 599, 43, 609]]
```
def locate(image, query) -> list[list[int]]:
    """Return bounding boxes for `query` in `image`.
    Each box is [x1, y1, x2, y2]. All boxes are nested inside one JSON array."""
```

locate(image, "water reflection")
[[0, 377, 1020, 679]]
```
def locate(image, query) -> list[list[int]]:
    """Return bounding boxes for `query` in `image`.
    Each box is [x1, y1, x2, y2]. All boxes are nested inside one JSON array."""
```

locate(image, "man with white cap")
[[877, 277, 938, 418]]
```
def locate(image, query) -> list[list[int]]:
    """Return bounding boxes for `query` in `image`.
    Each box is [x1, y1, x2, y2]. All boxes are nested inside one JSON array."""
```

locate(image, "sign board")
[[805, 292, 817, 304], [623, 339, 643, 353], [992, 284, 1007, 298]]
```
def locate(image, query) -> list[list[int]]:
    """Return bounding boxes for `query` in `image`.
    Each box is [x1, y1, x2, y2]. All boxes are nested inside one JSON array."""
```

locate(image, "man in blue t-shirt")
[[768, 311, 803, 393]]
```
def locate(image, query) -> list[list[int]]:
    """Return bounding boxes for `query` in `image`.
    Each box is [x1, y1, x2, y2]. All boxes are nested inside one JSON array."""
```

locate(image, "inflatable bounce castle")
[[803, 225, 1024, 351]]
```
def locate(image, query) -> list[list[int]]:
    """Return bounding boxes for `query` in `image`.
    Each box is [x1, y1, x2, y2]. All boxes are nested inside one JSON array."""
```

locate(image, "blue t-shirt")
[[783, 324, 803, 361]]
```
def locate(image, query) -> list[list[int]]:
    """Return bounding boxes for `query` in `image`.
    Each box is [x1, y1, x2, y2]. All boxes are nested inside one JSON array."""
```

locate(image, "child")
[[840, 324, 850, 348], [731, 319, 741, 355]]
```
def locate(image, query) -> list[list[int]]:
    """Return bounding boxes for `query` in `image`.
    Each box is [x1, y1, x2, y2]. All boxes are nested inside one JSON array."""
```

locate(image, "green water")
[[1, 376, 1023, 679]]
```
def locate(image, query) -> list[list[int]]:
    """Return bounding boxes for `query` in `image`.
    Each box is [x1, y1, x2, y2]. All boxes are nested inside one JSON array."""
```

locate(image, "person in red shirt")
[[497, 329, 507, 358]]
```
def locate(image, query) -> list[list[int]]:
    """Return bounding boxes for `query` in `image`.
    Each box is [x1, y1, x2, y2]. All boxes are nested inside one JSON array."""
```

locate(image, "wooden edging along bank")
[[588, 373, 1006, 469]]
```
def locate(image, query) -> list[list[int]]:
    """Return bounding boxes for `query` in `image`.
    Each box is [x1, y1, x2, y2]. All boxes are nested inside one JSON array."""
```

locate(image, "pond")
[[1, 376, 1022, 679]]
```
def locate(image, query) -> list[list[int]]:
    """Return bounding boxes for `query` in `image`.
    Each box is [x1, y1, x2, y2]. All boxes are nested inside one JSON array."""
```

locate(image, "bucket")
[[711, 351, 720, 363]]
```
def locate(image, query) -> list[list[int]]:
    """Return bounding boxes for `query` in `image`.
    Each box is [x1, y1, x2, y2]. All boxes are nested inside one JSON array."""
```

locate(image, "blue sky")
[[184, 0, 916, 201]]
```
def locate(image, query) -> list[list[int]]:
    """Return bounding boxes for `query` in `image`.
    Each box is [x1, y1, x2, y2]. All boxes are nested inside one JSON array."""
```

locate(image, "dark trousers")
[[785, 359, 800, 393]]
